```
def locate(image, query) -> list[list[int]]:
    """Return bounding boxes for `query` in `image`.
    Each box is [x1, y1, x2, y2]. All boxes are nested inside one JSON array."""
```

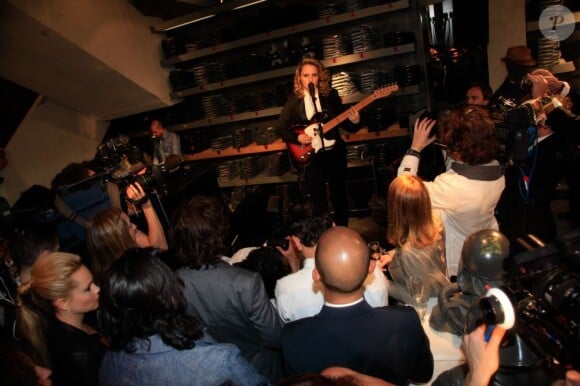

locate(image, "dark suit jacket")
[[496, 132, 562, 245], [275, 88, 360, 145], [281, 300, 434, 385], [47, 318, 106, 386], [177, 261, 284, 382]]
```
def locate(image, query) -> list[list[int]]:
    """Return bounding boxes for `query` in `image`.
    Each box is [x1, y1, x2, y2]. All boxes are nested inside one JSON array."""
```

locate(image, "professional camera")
[[465, 230, 580, 382], [94, 135, 165, 197], [110, 165, 159, 194], [94, 135, 133, 169], [490, 96, 564, 164]]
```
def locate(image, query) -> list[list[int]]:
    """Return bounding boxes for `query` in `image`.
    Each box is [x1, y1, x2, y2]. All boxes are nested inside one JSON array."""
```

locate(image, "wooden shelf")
[[160, 0, 410, 67], [168, 85, 419, 132], [182, 123, 409, 162], [218, 171, 298, 188], [170, 44, 415, 99]]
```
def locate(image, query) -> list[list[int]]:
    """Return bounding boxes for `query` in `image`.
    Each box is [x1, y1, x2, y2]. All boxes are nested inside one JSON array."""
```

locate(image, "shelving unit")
[[182, 123, 409, 162], [526, 10, 580, 32], [168, 85, 419, 132], [170, 44, 415, 99], [160, 0, 410, 67]]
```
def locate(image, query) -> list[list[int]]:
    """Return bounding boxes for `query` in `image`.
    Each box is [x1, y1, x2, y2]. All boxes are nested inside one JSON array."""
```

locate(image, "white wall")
[[0, 97, 107, 205], [488, 0, 527, 91]]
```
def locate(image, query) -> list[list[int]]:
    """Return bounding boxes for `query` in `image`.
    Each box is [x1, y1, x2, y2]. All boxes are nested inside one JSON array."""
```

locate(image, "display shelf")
[[218, 171, 298, 188], [170, 44, 415, 99], [526, 11, 580, 32], [160, 0, 410, 67], [168, 85, 418, 133], [217, 158, 379, 187], [181, 123, 409, 162]]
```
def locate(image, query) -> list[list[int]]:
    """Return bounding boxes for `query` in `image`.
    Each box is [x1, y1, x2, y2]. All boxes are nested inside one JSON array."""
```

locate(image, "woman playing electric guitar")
[[275, 57, 361, 226]]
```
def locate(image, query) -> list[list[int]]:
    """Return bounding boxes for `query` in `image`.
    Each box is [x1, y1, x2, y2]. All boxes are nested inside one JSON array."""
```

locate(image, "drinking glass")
[[368, 241, 381, 261], [407, 275, 428, 320]]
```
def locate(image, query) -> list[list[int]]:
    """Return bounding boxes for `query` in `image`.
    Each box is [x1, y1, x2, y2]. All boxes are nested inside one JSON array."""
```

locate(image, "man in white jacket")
[[398, 105, 505, 277]]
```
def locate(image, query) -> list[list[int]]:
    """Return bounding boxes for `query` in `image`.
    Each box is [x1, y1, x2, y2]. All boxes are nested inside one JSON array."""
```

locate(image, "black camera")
[[490, 96, 562, 164], [94, 135, 132, 169], [465, 230, 580, 380], [94, 135, 165, 197], [110, 166, 157, 193]]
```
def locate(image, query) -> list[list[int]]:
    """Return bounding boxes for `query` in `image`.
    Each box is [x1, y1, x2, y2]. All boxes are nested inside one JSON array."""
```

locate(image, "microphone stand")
[[309, 83, 332, 217], [310, 86, 326, 153]]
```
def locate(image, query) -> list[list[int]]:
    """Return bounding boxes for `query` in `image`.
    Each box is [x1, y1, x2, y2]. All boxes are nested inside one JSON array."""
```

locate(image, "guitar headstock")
[[373, 83, 399, 99]]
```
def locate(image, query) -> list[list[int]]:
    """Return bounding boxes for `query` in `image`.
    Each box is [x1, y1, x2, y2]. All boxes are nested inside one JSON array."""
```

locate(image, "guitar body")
[[287, 123, 337, 165]]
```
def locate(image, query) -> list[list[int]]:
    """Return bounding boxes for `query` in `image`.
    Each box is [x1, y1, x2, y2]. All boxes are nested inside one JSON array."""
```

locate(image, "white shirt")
[[398, 154, 505, 276], [274, 258, 388, 323]]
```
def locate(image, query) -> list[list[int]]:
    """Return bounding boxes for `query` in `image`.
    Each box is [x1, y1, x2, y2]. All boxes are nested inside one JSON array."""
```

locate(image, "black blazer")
[[281, 300, 434, 385], [47, 318, 106, 386], [276, 88, 360, 145]]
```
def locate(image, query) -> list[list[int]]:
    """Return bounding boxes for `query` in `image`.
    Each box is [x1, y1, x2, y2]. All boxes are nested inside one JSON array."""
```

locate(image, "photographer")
[[495, 119, 562, 246], [398, 105, 505, 278], [462, 324, 506, 386], [86, 181, 168, 285], [489, 46, 571, 107], [489, 47, 575, 247], [51, 161, 119, 253], [438, 321, 580, 386]]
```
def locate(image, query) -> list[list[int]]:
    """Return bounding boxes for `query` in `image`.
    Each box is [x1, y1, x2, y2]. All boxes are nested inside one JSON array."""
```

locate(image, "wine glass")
[[407, 275, 428, 320], [368, 241, 381, 261]]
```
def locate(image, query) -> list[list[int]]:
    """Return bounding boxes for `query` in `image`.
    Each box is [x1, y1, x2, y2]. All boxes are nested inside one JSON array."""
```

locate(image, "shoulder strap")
[[54, 195, 88, 228], [451, 162, 505, 181]]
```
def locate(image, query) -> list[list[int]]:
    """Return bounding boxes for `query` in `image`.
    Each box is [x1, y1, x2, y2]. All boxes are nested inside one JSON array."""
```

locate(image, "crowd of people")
[[0, 46, 578, 386]]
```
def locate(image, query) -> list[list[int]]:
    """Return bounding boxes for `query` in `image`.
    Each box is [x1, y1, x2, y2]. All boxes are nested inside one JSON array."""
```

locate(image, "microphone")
[[308, 82, 315, 97]]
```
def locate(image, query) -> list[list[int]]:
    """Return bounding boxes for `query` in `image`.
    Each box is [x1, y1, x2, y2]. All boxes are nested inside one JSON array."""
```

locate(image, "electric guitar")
[[286, 84, 399, 165]]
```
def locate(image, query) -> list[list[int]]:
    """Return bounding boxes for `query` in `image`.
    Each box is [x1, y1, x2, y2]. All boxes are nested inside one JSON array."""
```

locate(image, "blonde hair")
[[16, 252, 83, 367], [387, 175, 441, 248], [293, 57, 331, 98], [86, 207, 137, 284]]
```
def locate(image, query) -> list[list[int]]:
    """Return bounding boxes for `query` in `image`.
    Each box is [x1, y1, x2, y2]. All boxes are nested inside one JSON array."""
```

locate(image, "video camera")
[[490, 96, 564, 164], [465, 230, 580, 381], [93, 135, 165, 197]]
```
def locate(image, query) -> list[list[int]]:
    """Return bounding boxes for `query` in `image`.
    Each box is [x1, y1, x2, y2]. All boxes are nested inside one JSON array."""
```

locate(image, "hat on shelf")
[[501, 45, 536, 66]]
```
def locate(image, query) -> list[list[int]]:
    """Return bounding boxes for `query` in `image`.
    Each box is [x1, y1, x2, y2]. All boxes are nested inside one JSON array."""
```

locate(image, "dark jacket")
[[47, 318, 106, 386], [281, 300, 434, 385], [276, 88, 360, 145], [177, 260, 284, 382]]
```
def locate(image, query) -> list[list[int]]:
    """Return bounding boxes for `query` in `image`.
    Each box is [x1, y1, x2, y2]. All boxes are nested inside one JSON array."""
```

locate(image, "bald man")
[[281, 226, 434, 385]]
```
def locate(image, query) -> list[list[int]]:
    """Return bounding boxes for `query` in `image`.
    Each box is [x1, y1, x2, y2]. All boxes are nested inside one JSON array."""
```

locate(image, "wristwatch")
[[405, 148, 422, 159]]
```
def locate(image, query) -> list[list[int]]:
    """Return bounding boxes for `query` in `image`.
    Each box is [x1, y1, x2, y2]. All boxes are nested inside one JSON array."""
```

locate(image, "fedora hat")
[[501, 46, 536, 66]]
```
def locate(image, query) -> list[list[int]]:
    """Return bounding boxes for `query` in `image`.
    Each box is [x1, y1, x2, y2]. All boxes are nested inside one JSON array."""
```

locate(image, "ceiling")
[[0, 0, 272, 125], [129, 0, 211, 20], [0, 0, 181, 124]]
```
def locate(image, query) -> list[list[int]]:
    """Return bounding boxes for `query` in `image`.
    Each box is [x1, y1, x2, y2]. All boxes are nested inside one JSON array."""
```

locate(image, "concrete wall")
[[0, 98, 107, 205], [7, 0, 171, 106], [488, 0, 527, 91]]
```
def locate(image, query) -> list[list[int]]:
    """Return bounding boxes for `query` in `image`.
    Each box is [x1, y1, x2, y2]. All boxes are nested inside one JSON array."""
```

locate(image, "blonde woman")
[[381, 175, 449, 305], [16, 252, 104, 386], [275, 57, 361, 226]]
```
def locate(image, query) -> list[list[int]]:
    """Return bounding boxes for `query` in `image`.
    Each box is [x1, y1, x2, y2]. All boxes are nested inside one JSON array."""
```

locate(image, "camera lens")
[[542, 271, 580, 322], [135, 174, 155, 192], [479, 295, 505, 325]]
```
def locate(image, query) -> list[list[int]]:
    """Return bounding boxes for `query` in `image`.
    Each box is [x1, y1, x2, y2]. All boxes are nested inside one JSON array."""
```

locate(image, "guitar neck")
[[321, 93, 383, 135]]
